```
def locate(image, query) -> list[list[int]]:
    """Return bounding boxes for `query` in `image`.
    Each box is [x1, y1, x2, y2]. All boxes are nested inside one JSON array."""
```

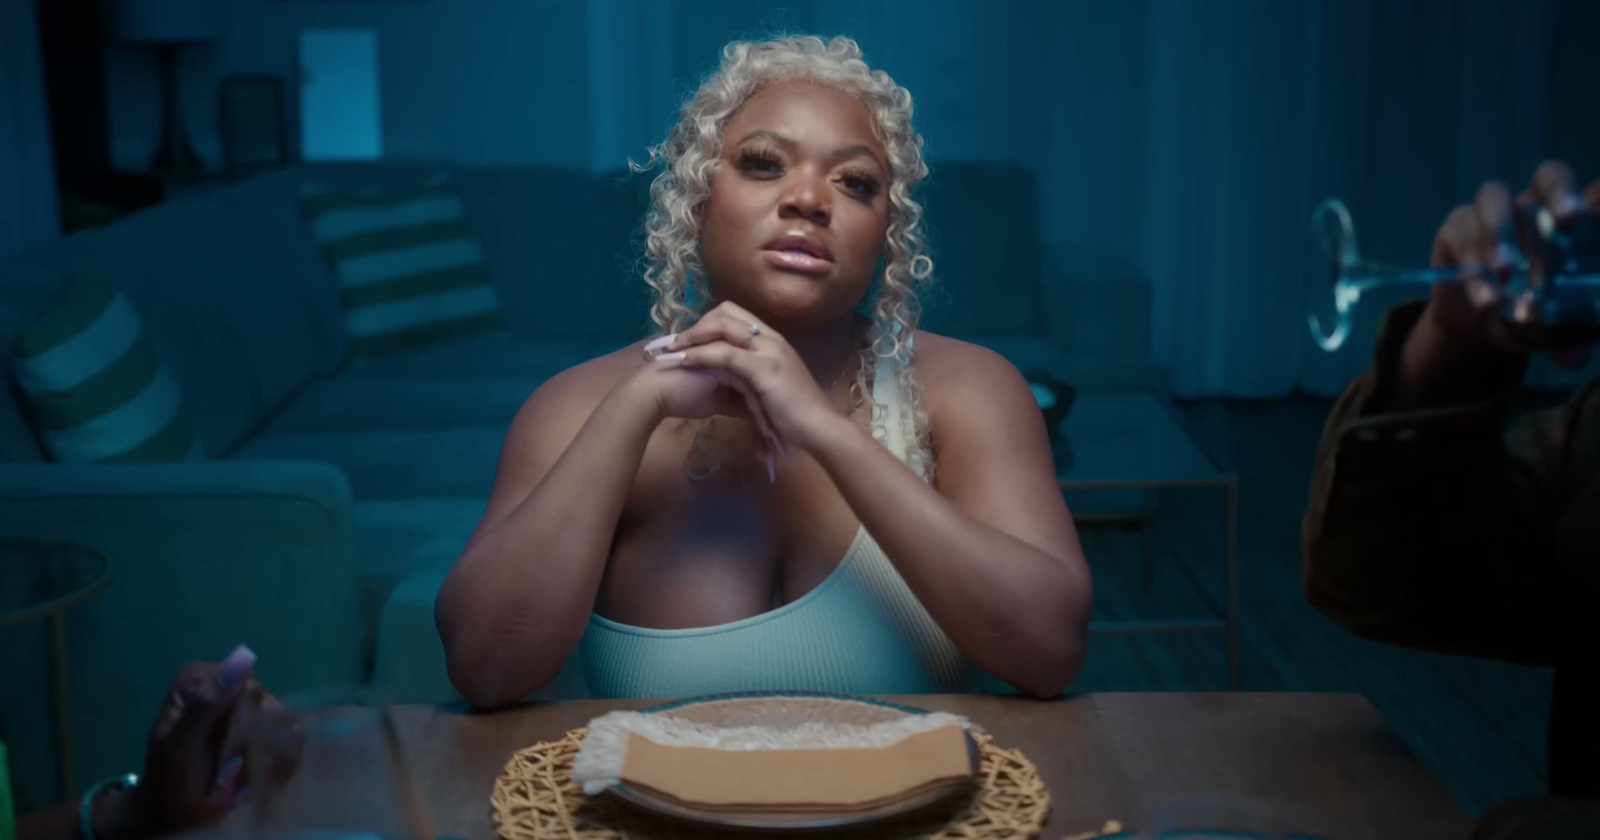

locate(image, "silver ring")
[[746, 323, 761, 340]]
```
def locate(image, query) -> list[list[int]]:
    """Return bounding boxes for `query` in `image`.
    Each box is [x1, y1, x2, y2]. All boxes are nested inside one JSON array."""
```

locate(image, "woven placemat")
[[491, 726, 1053, 839]]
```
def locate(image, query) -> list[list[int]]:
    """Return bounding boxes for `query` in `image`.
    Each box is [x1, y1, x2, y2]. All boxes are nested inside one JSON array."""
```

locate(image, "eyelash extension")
[[740, 147, 880, 198], [839, 167, 881, 198], [739, 147, 784, 174]]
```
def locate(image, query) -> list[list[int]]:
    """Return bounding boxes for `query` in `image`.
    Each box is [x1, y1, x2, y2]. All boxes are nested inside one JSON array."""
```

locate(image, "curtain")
[[0, 0, 59, 259], [588, 0, 1568, 396]]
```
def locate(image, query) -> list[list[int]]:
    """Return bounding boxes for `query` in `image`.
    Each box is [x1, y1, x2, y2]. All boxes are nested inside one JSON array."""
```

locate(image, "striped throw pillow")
[[11, 274, 202, 462], [301, 173, 506, 358]]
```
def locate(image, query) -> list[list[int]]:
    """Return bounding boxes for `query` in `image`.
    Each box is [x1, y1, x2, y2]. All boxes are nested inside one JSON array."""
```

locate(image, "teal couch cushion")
[[339, 333, 624, 380], [50, 190, 349, 455], [301, 173, 507, 359], [263, 375, 537, 437], [11, 274, 202, 462], [234, 427, 505, 499], [353, 498, 487, 668]]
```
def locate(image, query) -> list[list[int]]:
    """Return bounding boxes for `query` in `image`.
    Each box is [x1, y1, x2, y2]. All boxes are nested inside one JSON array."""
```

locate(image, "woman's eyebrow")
[[735, 129, 887, 172]]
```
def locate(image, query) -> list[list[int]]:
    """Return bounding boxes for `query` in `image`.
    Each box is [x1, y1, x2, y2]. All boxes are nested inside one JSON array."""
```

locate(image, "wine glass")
[[1304, 197, 1600, 352], [239, 686, 436, 840]]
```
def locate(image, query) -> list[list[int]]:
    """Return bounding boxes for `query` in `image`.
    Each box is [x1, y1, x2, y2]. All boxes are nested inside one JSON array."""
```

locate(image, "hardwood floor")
[[1066, 393, 1557, 817]]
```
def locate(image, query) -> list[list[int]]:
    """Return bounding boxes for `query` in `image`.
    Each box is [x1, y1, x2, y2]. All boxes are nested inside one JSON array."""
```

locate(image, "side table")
[[1054, 393, 1241, 690], [0, 541, 113, 800]]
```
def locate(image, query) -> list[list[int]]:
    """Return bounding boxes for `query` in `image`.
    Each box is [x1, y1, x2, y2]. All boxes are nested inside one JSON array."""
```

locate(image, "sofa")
[[0, 160, 1159, 804]]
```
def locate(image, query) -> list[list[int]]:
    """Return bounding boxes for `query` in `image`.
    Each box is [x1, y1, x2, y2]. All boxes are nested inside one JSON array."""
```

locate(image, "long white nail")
[[653, 351, 686, 363], [643, 334, 678, 352]]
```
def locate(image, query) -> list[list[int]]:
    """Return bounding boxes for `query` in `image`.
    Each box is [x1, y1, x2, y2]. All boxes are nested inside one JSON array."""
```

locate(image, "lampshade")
[[114, 0, 220, 44]]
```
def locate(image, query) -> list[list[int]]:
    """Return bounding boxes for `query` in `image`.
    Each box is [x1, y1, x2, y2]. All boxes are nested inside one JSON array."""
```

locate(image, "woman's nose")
[[779, 178, 831, 227]]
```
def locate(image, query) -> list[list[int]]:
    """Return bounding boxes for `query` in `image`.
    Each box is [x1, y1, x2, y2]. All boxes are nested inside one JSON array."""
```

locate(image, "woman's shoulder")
[[911, 330, 1026, 390], [910, 330, 1036, 425], [517, 339, 651, 414]]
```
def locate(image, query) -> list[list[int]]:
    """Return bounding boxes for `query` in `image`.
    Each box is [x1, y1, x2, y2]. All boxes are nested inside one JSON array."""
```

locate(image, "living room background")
[[86, 0, 1599, 396]]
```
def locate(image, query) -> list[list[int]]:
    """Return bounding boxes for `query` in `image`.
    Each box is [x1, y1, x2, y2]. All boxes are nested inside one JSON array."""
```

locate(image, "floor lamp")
[[113, 0, 218, 181]]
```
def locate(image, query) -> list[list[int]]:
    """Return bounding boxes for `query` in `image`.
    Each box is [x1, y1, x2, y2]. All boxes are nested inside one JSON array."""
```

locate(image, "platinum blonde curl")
[[629, 35, 938, 481]]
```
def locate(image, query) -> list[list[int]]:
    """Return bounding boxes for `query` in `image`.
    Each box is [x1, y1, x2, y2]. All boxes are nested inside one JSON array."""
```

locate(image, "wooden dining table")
[[383, 692, 1474, 840]]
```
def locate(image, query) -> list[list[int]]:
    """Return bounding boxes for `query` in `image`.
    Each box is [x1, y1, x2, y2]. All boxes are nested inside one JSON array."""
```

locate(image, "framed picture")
[[218, 74, 290, 177]]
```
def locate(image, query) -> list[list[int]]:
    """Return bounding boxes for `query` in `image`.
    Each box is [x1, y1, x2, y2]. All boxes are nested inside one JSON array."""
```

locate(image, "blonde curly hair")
[[629, 34, 937, 480]]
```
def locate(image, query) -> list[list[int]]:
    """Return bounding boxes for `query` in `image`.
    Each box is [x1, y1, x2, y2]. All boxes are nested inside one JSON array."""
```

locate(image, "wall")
[[104, 0, 592, 171]]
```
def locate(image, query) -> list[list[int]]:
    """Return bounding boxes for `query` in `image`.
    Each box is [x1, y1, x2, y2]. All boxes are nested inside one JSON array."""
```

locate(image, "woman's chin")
[[732, 272, 866, 327]]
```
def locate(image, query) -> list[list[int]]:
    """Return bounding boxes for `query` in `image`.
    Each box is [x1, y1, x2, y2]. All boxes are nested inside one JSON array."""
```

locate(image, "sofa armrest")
[[0, 460, 363, 805]]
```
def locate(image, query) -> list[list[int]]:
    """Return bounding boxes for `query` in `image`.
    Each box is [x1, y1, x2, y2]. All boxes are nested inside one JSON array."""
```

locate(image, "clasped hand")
[[639, 302, 849, 472]]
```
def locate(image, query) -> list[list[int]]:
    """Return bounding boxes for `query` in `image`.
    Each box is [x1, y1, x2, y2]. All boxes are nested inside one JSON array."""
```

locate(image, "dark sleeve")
[[1302, 299, 1591, 666]]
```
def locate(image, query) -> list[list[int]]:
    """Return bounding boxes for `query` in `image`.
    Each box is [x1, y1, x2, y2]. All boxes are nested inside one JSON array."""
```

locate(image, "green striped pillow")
[[301, 173, 506, 358], [11, 274, 202, 462]]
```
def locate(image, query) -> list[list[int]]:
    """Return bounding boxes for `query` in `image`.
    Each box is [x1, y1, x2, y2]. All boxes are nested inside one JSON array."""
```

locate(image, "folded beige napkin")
[[619, 723, 973, 813], [572, 709, 976, 814]]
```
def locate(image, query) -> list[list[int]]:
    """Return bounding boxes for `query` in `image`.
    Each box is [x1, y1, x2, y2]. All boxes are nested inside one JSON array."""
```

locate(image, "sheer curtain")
[[0, 0, 59, 259], [588, 0, 1565, 396]]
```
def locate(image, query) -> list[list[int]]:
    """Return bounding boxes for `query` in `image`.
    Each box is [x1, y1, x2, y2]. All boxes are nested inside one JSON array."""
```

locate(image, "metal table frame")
[[0, 541, 113, 799], [1056, 394, 1241, 690]]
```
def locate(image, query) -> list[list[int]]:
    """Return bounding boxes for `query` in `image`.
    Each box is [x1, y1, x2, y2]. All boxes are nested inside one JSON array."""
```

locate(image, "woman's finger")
[[723, 374, 787, 475], [1474, 181, 1518, 275], [1518, 159, 1583, 220], [671, 308, 774, 351], [708, 300, 770, 333], [1433, 204, 1501, 312], [213, 681, 267, 784], [666, 342, 788, 469]]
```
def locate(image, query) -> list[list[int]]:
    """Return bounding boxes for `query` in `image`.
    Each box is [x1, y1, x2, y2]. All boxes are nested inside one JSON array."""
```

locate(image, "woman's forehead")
[[724, 80, 886, 162]]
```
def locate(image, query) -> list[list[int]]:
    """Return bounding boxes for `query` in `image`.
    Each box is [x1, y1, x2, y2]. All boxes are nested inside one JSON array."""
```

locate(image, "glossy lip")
[[762, 231, 834, 260]]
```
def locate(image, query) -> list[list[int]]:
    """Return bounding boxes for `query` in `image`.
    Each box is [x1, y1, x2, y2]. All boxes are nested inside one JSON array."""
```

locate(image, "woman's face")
[[698, 80, 891, 332]]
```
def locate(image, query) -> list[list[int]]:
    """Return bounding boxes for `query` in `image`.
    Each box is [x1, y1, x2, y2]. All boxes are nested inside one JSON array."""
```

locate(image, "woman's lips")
[[762, 248, 833, 275]]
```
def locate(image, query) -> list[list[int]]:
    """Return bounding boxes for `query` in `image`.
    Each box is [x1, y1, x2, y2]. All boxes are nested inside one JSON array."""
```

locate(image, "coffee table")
[[1056, 392, 1241, 689], [382, 693, 1470, 839]]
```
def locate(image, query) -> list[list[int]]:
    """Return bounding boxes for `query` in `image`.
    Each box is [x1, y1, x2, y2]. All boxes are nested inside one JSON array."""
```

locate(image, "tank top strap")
[[870, 352, 922, 477]]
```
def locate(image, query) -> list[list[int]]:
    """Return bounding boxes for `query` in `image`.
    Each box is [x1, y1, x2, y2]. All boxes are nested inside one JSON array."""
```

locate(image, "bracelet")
[[77, 774, 138, 840]]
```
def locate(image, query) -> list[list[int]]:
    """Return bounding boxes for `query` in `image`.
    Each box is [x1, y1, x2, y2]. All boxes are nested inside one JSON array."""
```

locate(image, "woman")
[[435, 35, 1092, 707]]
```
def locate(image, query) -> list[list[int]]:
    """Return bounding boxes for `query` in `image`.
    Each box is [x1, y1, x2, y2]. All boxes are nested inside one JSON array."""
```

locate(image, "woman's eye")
[[739, 153, 782, 175], [840, 175, 879, 198]]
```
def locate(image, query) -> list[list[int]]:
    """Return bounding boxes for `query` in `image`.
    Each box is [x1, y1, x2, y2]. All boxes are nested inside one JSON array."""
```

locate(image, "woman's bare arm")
[[435, 356, 659, 707], [809, 338, 1092, 698]]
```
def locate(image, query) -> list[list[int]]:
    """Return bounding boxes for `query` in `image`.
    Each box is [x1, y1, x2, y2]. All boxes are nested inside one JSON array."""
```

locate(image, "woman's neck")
[[784, 313, 866, 391]]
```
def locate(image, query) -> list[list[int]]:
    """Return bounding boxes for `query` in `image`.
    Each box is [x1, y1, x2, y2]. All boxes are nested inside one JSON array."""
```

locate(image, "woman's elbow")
[[1019, 585, 1092, 699], [436, 598, 568, 708], [440, 628, 561, 709], [1014, 630, 1087, 700]]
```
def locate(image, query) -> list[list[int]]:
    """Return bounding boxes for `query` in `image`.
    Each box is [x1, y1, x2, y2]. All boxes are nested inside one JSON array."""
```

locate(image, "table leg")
[[1139, 515, 1155, 594], [1225, 481, 1240, 691], [48, 613, 77, 800]]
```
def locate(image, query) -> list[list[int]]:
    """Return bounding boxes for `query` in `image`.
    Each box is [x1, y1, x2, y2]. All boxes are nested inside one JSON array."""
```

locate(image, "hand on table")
[[97, 648, 286, 840]]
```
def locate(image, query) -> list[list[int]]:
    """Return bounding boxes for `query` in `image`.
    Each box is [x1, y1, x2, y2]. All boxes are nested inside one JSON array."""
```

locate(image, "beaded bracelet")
[[76, 774, 138, 840]]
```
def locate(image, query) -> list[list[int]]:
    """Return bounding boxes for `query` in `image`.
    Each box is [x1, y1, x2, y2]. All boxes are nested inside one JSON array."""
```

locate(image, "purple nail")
[[218, 644, 256, 688], [214, 755, 243, 789]]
